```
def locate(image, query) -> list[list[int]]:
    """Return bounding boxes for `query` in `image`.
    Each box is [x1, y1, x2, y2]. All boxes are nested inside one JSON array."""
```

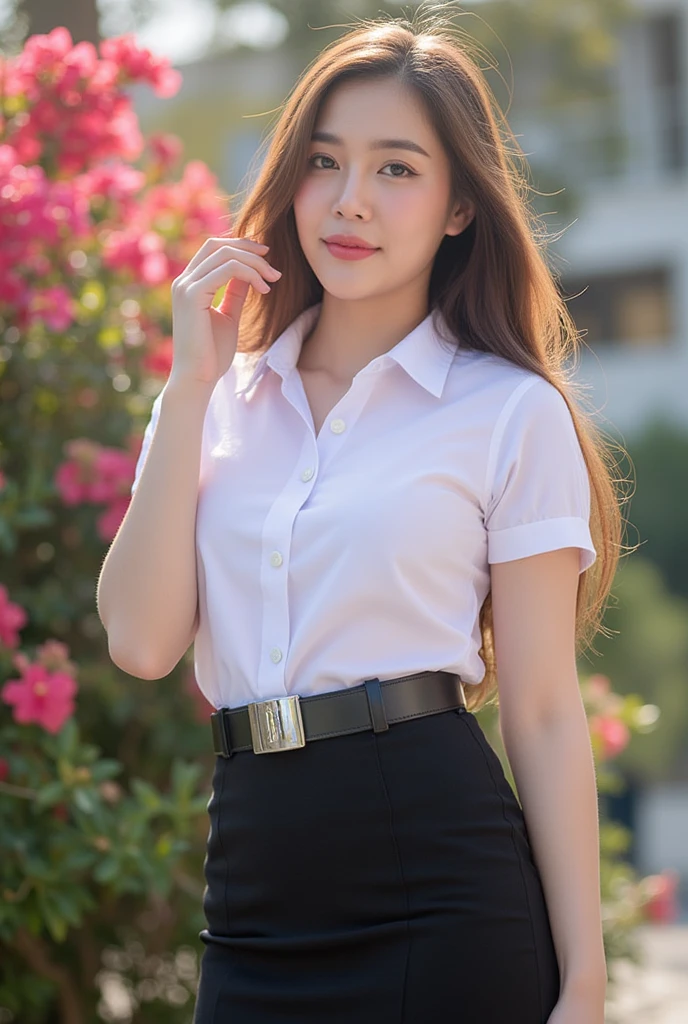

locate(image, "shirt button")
[[301, 467, 314, 481], [270, 647, 283, 663], [330, 418, 346, 434], [269, 551, 283, 568]]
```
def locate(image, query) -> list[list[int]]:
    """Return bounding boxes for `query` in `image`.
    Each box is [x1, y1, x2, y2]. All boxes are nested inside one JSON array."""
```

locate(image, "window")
[[562, 266, 674, 347], [648, 12, 686, 173]]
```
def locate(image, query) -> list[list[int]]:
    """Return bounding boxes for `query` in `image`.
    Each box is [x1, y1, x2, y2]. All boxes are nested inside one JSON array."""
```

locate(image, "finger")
[[184, 245, 277, 288], [217, 276, 251, 320], [182, 236, 269, 278], [186, 260, 271, 307]]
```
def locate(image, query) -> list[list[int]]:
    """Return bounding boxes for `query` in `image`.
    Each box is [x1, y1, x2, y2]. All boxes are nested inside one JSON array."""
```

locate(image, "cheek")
[[387, 186, 446, 235], [293, 177, 324, 217]]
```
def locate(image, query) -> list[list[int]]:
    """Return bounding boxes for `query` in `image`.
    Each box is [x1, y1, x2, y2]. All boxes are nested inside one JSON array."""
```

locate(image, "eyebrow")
[[310, 130, 431, 158]]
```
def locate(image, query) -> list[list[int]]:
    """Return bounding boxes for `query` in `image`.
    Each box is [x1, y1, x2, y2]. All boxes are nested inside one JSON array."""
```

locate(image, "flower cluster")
[[0, 28, 230, 746], [0, 584, 28, 648], [3, 28, 181, 173], [581, 673, 651, 760], [0, 590, 78, 734], [102, 160, 227, 284], [54, 438, 139, 542], [0, 144, 91, 320], [0, 25, 226, 330]]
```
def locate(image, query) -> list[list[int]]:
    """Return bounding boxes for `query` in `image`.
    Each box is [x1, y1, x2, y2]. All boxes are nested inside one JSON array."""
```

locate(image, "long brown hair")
[[227, 9, 629, 713]]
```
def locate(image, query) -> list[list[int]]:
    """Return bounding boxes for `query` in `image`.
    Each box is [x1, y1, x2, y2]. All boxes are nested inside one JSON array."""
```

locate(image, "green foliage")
[[621, 420, 688, 602], [580, 556, 688, 781]]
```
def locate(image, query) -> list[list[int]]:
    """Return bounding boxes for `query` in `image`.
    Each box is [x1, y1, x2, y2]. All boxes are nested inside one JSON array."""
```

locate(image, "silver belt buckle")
[[247, 695, 306, 754]]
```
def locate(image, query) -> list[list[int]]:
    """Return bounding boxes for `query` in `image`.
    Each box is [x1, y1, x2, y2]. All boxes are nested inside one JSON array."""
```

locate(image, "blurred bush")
[[0, 27, 228, 1024]]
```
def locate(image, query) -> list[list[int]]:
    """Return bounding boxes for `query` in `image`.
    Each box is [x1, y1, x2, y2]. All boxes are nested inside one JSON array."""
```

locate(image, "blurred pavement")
[[605, 922, 688, 1023]]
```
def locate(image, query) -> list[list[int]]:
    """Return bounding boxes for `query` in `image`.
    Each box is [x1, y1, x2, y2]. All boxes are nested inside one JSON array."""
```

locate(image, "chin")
[[318, 281, 383, 300]]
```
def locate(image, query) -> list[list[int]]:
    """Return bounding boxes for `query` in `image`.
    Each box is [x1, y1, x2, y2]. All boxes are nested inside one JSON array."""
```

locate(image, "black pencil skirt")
[[192, 705, 561, 1023]]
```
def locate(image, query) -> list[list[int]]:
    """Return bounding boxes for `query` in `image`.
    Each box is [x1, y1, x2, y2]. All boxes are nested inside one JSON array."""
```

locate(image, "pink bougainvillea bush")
[[0, 28, 224, 1022]]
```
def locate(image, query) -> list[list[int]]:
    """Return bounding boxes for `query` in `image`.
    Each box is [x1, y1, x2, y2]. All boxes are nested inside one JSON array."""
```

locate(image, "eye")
[[383, 162, 415, 178], [308, 154, 337, 171], [307, 154, 416, 178]]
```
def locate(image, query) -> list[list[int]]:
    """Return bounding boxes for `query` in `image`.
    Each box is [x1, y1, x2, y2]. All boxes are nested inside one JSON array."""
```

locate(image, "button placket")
[[312, 371, 378, 473], [257, 432, 317, 695]]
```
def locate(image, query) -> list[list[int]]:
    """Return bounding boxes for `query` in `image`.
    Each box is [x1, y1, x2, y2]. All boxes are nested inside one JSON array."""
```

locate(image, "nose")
[[331, 170, 371, 220]]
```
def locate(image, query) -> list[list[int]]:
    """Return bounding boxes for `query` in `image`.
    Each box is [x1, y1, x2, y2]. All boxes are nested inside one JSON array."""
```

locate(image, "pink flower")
[[0, 585, 28, 648], [92, 447, 136, 502], [99, 35, 182, 98], [36, 639, 77, 676], [149, 132, 183, 171], [642, 869, 680, 924], [54, 438, 101, 504], [76, 162, 145, 210], [586, 674, 610, 700], [151, 66, 182, 98], [96, 496, 130, 542], [143, 335, 174, 376], [589, 714, 630, 760], [55, 439, 136, 506], [1, 661, 77, 733], [27, 285, 74, 332]]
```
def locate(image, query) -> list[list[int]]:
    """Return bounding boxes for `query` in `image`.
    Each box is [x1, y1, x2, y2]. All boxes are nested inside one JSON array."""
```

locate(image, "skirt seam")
[[371, 733, 412, 1024], [215, 757, 231, 936], [459, 715, 546, 1022]]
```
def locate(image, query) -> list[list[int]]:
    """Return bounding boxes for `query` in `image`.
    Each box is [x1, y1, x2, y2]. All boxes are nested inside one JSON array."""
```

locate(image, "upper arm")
[[490, 549, 582, 724], [483, 377, 595, 722]]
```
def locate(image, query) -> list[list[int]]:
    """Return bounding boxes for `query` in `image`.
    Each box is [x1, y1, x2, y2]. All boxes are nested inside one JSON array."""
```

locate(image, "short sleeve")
[[130, 385, 166, 497], [484, 377, 597, 573]]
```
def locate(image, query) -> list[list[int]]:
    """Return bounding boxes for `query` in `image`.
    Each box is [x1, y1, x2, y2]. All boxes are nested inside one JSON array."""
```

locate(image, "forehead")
[[314, 77, 434, 145]]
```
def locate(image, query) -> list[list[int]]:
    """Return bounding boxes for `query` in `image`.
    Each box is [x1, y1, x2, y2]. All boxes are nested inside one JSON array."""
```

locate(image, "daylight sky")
[[0, 0, 290, 64]]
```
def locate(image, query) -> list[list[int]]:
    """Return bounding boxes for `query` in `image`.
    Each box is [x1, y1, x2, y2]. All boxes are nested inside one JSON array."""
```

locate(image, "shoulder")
[[446, 347, 569, 426]]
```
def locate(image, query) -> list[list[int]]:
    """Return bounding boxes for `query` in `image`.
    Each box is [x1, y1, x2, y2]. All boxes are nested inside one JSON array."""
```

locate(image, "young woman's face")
[[292, 76, 472, 300]]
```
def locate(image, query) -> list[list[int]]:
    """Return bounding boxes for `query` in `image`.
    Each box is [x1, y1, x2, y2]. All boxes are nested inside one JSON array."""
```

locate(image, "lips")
[[323, 240, 380, 261], [323, 235, 378, 249]]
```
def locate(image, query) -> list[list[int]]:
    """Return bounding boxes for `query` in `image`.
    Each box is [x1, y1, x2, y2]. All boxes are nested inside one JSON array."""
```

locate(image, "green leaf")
[[61, 849, 97, 872], [35, 780, 66, 809], [93, 857, 119, 884], [73, 788, 97, 814], [14, 506, 54, 529], [130, 777, 162, 811], [0, 516, 17, 553], [42, 904, 68, 943], [89, 759, 122, 782], [36, 891, 68, 943]]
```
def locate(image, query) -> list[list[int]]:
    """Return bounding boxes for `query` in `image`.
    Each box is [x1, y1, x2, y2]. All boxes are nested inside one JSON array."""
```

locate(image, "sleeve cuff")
[[488, 516, 597, 574]]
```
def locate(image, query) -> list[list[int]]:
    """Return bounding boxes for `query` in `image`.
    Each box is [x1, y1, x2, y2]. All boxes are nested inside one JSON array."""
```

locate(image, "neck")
[[297, 291, 431, 382]]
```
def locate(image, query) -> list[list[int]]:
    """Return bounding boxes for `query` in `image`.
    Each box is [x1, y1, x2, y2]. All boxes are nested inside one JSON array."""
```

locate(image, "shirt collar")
[[236, 302, 456, 399]]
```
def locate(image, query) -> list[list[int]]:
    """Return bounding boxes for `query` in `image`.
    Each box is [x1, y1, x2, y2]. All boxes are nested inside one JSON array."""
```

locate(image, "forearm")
[[500, 698, 607, 1001]]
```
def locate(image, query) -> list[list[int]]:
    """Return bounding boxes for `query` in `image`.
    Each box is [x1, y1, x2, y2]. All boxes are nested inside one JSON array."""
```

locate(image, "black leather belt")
[[210, 670, 467, 756]]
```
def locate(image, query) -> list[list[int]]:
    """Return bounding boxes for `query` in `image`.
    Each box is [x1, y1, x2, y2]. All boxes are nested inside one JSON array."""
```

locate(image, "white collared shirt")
[[131, 302, 596, 709]]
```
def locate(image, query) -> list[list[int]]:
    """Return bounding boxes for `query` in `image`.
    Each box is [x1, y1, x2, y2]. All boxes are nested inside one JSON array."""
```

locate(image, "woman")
[[97, 10, 625, 1024]]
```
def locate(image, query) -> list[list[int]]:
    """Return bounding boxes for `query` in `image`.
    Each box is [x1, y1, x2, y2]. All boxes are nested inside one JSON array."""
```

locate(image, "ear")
[[445, 199, 476, 238]]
